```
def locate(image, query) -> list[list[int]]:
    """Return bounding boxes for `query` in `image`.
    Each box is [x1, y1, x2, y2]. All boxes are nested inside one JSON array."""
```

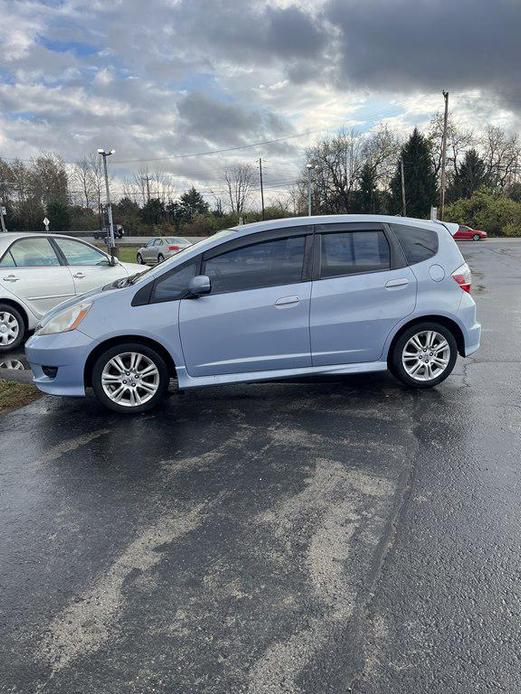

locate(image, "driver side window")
[[54, 238, 107, 266]]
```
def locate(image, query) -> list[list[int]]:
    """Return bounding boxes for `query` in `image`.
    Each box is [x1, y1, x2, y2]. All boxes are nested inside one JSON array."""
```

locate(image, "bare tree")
[[362, 124, 402, 187], [480, 125, 520, 189], [428, 112, 474, 180], [71, 154, 102, 209], [224, 164, 255, 216], [124, 167, 176, 205], [299, 129, 364, 213]]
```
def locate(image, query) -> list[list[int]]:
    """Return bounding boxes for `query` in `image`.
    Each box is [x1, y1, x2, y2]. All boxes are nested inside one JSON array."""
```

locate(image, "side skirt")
[[176, 361, 388, 390]]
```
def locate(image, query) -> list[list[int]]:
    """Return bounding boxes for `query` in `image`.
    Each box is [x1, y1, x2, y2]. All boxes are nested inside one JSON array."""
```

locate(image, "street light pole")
[[306, 163, 315, 216], [98, 148, 116, 264]]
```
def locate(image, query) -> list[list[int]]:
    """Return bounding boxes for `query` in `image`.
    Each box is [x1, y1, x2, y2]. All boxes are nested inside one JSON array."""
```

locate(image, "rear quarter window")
[[391, 224, 439, 264]]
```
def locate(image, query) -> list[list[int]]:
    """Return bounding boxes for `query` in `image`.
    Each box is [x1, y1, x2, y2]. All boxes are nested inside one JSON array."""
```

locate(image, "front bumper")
[[25, 329, 93, 397]]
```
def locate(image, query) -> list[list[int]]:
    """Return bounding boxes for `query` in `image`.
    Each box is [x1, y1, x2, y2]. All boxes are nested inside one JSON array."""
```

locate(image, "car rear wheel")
[[390, 322, 457, 388], [473, 234, 481, 241], [0, 303, 25, 352], [158, 253, 165, 263], [136, 253, 144, 264], [92, 343, 170, 413]]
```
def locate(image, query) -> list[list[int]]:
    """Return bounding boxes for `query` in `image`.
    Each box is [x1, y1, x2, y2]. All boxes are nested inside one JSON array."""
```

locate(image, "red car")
[[454, 225, 487, 241]]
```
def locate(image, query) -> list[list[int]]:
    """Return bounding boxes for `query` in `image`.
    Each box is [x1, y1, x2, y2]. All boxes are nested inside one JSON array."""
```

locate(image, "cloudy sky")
[[1, 0, 520, 202]]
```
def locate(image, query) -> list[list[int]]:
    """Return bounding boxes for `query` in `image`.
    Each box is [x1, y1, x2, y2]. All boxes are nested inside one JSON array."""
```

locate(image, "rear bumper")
[[458, 293, 481, 356], [25, 329, 92, 397], [463, 322, 481, 356]]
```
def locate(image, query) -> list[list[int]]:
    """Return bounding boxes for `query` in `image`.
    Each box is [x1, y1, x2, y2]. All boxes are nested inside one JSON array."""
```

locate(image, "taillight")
[[168, 245, 180, 251], [452, 262, 472, 293]]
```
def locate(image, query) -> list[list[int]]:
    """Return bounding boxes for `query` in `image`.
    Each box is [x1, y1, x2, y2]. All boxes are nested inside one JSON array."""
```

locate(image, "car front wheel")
[[137, 253, 144, 264], [390, 322, 457, 388], [473, 234, 481, 241], [158, 253, 165, 263], [0, 303, 25, 352], [92, 343, 170, 413]]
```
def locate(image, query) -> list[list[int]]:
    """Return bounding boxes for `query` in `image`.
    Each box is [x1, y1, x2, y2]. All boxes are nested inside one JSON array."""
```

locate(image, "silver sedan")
[[136, 237, 192, 265]]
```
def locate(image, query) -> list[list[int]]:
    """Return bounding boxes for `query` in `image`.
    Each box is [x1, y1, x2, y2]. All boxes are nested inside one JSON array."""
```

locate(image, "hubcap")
[[0, 311, 20, 345], [101, 352, 160, 407], [402, 330, 450, 382]]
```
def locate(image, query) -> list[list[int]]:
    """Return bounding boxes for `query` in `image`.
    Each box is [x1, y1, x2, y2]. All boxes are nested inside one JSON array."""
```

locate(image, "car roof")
[[229, 214, 458, 237], [0, 232, 105, 254]]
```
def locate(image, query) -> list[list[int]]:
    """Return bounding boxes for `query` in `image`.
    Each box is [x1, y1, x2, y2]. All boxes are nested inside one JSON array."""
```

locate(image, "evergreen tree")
[[448, 149, 488, 201], [46, 200, 71, 231], [358, 162, 378, 213], [179, 186, 209, 221], [141, 198, 165, 225], [390, 128, 437, 217]]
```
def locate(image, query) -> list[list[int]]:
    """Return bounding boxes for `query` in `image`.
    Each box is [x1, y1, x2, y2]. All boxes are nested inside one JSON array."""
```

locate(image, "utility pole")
[[306, 163, 315, 216], [98, 148, 117, 264], [0, 203, 7, 233], [400, 158, 407, 216], [258, 158, 265, 220], [439, 90, 449, 220]]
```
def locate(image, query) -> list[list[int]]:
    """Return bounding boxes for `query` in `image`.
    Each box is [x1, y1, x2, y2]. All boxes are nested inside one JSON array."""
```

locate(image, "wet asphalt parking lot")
[[1, 239, 520, 694]]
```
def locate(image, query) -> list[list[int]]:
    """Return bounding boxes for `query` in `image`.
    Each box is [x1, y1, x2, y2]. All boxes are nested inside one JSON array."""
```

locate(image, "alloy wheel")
[[101, 351, 160, 407], [0, 311, 20, 346], [401, 330, 451, 382]]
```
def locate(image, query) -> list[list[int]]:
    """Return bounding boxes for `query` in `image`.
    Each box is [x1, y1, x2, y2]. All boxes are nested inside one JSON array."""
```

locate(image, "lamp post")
[[306, 163, 315, 216], [97, 148, 116, 264]]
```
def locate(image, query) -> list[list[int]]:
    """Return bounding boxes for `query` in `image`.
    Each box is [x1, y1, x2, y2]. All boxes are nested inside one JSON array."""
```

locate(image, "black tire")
[[0, 303, 26, 353], [473, 234, 480, 241], [136, 253, 144, 264], [390, 321, 458, 389], [158, 253, 165, 263], [91, 342, 170, 413]]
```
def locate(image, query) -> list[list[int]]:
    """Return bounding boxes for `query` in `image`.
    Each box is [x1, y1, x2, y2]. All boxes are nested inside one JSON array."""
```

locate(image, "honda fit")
[[25, 215, 480, 413]]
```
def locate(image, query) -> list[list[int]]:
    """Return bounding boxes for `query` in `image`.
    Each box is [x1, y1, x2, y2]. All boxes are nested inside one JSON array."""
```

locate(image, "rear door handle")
[[2, 275, 19, 282], [73, 272, 86, 279], [385, 278, 409, 288], [275, 295, 299, 307]]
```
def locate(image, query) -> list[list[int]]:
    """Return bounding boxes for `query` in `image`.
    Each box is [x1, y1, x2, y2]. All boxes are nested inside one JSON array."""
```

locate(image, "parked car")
[[454, 225, 487, 241], [93, 225, 125, 240], [136, 237, 192, 265], [0, 233, 144, 352], [25, 215, 480, 413]]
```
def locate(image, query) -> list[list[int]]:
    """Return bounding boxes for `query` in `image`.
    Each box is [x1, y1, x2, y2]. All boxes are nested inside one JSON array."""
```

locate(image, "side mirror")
[[188, 274, 211, 298]]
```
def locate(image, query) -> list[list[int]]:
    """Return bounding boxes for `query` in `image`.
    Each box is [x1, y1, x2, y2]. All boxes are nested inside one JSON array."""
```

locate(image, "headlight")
[[37, 301, 92, 336]]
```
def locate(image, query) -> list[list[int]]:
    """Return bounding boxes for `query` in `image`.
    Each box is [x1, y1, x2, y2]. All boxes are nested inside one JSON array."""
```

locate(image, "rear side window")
[[204, 236, 306, 293], [0, 251, 16, 267], [320, 231, 390, 278], [8, 238, 61, 267], [391, 224, 438, 264], [152, 262, 197, 303]]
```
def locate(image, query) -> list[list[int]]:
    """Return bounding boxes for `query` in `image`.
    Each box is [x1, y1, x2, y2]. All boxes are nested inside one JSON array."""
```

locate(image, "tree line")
[[1, 114, 521, 236]]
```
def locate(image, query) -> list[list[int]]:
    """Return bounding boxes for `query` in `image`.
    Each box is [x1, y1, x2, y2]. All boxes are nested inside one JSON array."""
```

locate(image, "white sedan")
[[0, 233, 144, 352], [136, 236, 192, 265]]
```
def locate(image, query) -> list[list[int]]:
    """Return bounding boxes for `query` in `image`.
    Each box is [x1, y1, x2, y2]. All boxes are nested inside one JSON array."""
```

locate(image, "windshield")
[[130, 229, 236, 285]]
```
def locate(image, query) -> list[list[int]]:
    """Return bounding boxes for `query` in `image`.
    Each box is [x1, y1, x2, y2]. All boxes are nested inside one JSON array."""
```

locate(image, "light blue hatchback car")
[[25, 215, 480, 413]]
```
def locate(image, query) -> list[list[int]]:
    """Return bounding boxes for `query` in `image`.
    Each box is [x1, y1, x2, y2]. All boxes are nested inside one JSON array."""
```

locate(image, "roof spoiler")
[[435, 221, 459, 236]]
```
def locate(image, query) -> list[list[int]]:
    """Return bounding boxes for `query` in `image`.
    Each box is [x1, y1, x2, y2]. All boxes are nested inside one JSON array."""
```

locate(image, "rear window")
[[391, 224, 438, 264], [320, 230, 390, 278]]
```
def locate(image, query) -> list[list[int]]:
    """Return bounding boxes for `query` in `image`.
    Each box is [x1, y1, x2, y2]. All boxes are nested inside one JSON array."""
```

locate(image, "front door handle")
[[73, 272, 86, 279], [385, 278, 409, 289], [275, 295, 299, 307], [2, 275, 19, 282]]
